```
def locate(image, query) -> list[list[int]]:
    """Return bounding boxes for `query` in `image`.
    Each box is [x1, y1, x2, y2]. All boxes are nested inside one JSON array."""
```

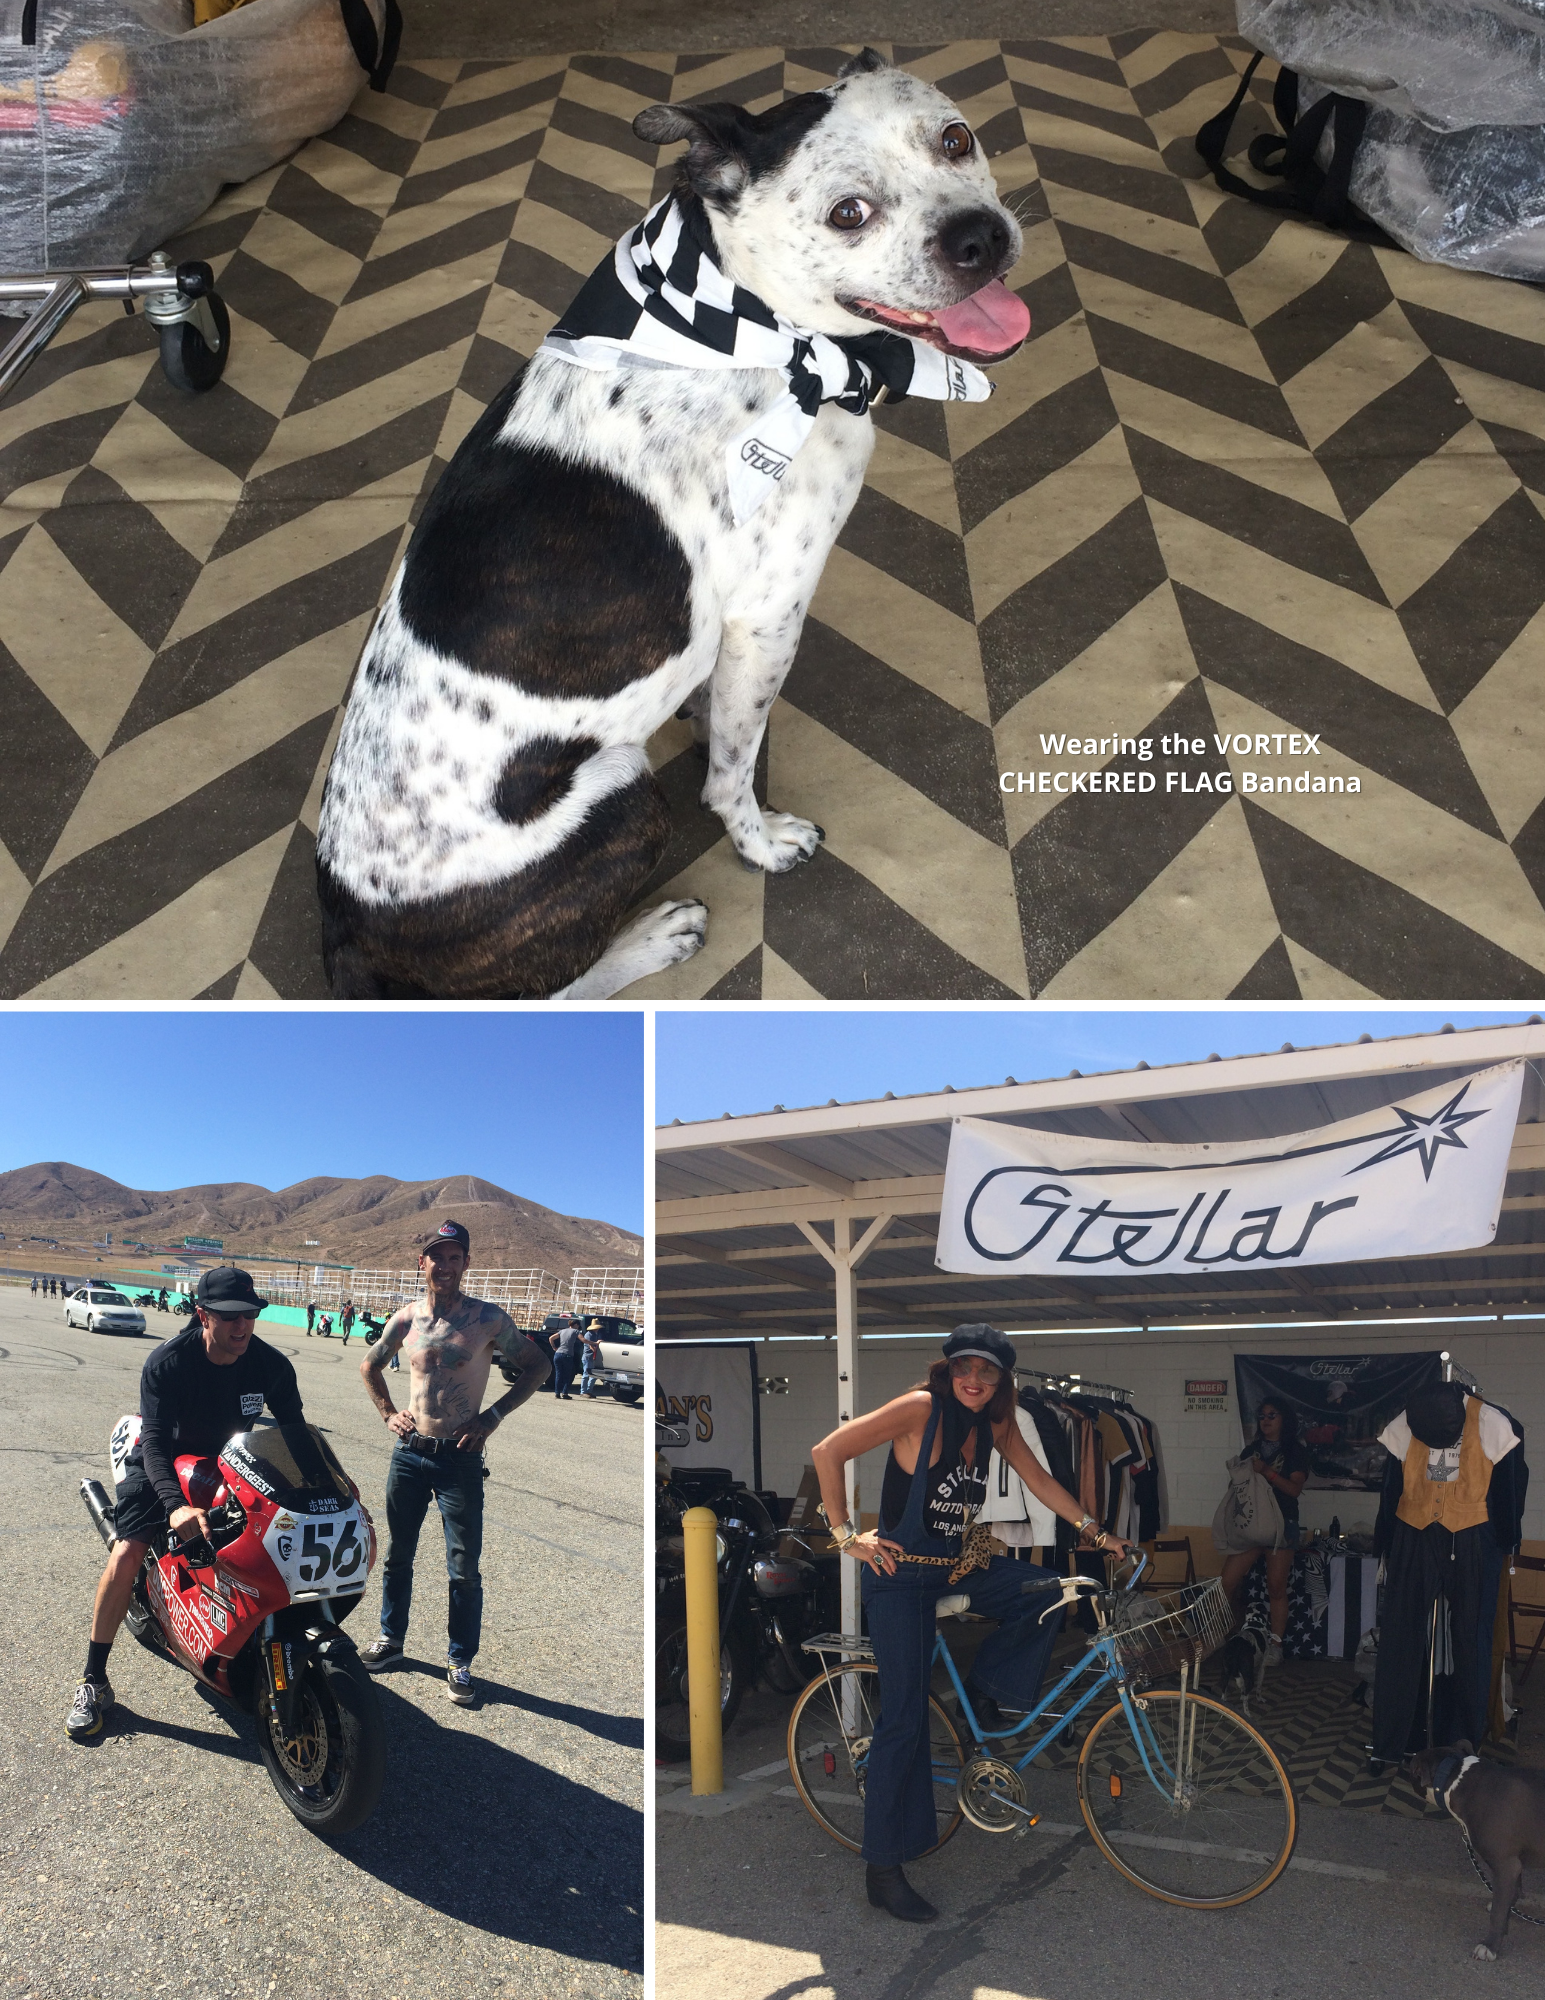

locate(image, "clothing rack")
[[1018, 1367, 1135, 1403], [1442, 1354, 1481, 1392]]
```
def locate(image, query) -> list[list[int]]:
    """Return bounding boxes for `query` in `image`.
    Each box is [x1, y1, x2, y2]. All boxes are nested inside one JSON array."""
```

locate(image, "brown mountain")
[[0, 1162, 639, 1273]]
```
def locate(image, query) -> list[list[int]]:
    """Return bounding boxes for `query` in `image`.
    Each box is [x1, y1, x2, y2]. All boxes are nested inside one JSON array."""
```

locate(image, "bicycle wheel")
[[785, 1661, 964, 1855], [1077, 1689, 1296, 1907]]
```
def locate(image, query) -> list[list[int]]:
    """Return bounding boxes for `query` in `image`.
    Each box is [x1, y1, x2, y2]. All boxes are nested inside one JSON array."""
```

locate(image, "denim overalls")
[[860, 1394, 1062, 1865]]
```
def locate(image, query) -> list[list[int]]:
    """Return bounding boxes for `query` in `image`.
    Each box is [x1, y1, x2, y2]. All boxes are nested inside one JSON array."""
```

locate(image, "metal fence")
[[234, 1264, 570, 1320], [568, 1266, 643, 1320]]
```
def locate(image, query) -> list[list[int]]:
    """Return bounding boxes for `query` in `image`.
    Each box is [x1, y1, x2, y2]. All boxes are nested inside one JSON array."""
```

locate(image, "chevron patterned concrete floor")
[[4, 37, 1545, 999]]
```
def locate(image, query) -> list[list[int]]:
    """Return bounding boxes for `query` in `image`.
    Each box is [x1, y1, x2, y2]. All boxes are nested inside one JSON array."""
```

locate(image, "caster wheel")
[[159, 291, 230, 393]]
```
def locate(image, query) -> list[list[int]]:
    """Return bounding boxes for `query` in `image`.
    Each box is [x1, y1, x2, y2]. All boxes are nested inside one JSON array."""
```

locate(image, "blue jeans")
[[580, 1355, 599, 1397], [860, 1553, 1061, 1865], [553, 1353, 576, 1398], [380, 1443, 485, 1667]]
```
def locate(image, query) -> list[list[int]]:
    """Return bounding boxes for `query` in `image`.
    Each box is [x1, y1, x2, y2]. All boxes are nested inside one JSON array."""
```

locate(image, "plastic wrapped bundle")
[[1239, 0, 1545, 131], [0, 0, 394, 282], [1299, 75, 1545, 278]]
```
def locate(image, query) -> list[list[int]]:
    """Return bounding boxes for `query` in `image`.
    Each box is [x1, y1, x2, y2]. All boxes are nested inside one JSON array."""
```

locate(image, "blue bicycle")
[[786, 1557, 1298, 1908]]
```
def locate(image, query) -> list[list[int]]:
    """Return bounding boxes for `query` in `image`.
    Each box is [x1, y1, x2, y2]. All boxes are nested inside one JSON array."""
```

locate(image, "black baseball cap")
[[941, 1323, 1016, 1373], [195, 1267, 268, 1316], [423, 1220, 470, 1255]]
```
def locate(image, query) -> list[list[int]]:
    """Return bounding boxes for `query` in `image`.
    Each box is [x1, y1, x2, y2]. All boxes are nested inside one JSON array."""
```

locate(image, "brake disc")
[[269, 1689, 328, 1786], [958, 1756, 1037, 1834]]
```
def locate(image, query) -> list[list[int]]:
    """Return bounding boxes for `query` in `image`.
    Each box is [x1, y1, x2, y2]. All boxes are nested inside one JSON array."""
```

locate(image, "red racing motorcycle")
[[81, 1418, 386, 1834]]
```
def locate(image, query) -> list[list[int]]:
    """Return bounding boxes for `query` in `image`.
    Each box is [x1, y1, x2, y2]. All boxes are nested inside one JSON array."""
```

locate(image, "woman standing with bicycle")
[[810, 1324, 1131, 1924]]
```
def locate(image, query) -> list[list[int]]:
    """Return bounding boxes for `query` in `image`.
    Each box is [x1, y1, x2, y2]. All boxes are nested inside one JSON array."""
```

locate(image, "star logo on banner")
[[1345, 1084, 1489, 1182]]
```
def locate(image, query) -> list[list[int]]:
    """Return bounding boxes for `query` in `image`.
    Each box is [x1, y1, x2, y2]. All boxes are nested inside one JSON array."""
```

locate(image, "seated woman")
[[810, 1324, 1130, 1925], [1221, 1398, 1309, 1664]]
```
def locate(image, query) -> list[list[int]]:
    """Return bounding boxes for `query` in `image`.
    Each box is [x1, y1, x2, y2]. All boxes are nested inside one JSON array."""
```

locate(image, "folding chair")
[[1139, 1536, 1197, 1591], [1508, 1553, 1545, 1684]]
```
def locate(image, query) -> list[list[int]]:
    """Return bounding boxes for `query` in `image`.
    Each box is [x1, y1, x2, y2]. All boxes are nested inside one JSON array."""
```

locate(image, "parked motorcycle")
[[132, 1292, 157, 1309], [81, 1416, 385, 1833], [655, 1451, 838, 1763]]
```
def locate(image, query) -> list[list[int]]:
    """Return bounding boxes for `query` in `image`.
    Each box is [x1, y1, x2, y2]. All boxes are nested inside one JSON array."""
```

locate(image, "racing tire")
[[258, 1648, 385, 1835], [655, 1610, 747, 1763]]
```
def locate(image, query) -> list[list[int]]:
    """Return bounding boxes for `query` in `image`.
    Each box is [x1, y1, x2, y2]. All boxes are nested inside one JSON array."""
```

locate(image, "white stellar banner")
[[655, 1342, 760, 1486], [937, 1061, 1524, 1278]]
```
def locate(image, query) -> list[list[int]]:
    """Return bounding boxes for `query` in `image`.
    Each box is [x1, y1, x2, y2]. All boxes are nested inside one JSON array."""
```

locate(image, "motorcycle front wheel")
[[655, 1611, 747, 1763], [257, 1649, 385, 1835]]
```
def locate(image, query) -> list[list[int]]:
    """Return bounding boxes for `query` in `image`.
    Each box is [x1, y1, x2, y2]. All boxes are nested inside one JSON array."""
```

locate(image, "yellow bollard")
[[682, 1505, 723, 1795]]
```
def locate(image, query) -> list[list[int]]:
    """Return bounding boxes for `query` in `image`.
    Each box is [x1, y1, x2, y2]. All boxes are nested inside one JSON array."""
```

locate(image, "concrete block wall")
[[747, 1321, 1545, 1545]]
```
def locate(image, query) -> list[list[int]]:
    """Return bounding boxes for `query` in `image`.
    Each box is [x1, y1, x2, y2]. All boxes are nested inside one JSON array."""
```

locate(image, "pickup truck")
[[501, 1314, 645, 1405], [581, 1315, 644, 1404]]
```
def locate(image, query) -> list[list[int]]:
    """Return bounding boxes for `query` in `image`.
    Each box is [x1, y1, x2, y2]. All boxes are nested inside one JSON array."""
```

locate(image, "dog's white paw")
[[649, 898, 710, 964], [734, 812, 824, 874], [1472, 1945, 1497, 1962], [555, 899, 708, 998]]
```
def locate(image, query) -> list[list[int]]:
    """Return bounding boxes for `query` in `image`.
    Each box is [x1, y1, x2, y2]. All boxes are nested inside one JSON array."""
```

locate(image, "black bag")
[[1195, 50, 1394, 244]]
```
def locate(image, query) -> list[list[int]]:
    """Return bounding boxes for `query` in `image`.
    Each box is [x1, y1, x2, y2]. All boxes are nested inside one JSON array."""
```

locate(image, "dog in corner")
[[314, 49, 1029, 998], [1409, 1742, 1545, 1960]]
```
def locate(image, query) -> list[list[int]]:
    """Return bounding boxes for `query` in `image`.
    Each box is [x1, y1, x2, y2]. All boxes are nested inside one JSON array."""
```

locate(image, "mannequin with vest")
[[1369, 1381, 1523, 1769]]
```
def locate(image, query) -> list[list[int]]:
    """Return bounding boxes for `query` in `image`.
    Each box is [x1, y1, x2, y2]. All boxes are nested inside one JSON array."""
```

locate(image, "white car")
[[65, 1287, 147, 1335]]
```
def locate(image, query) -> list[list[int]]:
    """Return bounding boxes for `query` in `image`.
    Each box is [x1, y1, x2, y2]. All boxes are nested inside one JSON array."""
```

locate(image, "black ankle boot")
[[866, 1864, 938, 1922], [961, 1683, 1008, 1735]]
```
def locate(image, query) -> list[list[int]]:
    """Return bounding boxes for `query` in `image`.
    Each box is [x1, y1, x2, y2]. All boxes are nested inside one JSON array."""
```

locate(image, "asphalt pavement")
[[658, 1649, 1545, 2000], [0, 1285, 644, 2000]]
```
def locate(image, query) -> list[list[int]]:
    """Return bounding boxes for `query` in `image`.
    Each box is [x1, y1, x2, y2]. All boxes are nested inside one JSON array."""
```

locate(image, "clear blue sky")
[[655, 1008, 1540, 1124], [0, 1012, 644, 1232]]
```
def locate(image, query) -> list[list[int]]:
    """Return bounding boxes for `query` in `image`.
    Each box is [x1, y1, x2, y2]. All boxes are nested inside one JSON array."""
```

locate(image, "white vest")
[[981, 1407, 1058, 1547]]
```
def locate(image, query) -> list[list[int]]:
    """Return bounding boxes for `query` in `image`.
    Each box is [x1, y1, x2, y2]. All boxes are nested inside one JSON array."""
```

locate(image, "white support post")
[[834, 1213, 861, 1643]]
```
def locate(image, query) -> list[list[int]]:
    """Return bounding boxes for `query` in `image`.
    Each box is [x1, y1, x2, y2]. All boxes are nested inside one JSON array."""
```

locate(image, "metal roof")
[[655, 1021, 1545, 1340]]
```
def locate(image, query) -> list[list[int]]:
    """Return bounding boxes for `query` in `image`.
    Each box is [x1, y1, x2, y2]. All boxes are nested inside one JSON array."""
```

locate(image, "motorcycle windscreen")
[[220, 1423, 354, 1508]]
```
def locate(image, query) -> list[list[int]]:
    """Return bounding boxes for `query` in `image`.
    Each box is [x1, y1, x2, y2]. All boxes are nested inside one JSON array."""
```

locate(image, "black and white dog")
[[1409, 1742, 1545, 1960], [314, 50, 1029, 998]]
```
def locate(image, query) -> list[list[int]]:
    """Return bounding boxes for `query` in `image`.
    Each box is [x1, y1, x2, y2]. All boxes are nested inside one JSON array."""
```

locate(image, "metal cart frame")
[[0, 246, 229, 403]]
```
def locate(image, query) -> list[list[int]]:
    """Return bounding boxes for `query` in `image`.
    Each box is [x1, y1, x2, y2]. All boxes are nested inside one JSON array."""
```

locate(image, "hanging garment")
[[1372, 1517, 1488, 1759], [982, 1406, 1059, 1547], [1382, 1396, 1517, 1534]]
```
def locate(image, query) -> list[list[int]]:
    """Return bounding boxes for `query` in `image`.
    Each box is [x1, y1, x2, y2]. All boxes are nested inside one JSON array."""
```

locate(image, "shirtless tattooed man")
[[357, 1219, 550, 1704]]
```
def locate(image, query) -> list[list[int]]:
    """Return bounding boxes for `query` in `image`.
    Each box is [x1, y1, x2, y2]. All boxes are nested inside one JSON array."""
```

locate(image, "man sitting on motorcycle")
[[67, 1266, 304, 1740], [357, 1220, 550, 1705]]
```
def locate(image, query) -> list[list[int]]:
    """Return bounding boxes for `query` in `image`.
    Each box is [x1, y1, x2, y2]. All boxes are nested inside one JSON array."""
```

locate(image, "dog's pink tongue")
[[932, 279, 1031, 354]]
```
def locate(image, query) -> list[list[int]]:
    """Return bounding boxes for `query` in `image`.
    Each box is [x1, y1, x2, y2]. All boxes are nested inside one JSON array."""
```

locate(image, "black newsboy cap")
[[941, 1324, 1016, 1373], [195, 1267, 268, 1315]]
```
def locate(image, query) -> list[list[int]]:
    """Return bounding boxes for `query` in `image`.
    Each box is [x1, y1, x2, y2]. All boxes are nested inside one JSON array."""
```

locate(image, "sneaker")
[[447, 1662, 475, 1706], [66, 1677, 113, 1739], [359, 1637, 405, 1672]]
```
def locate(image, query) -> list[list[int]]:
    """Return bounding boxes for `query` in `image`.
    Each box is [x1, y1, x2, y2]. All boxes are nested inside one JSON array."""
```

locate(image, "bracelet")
[[1075, 1513, 1096, 1535], [484, 1408, 502, 1429], [830, 1519, 858, 1550]]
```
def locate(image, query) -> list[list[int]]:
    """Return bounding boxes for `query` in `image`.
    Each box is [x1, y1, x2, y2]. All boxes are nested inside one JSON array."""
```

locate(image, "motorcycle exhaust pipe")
[[80, 1478, 119, 1550]]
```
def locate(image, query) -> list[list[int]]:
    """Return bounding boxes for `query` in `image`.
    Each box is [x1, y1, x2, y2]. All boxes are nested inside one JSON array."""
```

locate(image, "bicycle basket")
[[1107, 1576, 1234, 1686]]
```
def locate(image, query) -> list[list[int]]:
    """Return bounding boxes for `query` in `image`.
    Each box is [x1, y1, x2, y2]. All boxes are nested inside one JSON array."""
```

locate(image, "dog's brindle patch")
[[320, 766, 672, 999]]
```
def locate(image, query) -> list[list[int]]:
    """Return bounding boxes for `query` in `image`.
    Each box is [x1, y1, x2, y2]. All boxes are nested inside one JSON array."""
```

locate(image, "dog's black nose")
[[939, 207, 1011, 273]]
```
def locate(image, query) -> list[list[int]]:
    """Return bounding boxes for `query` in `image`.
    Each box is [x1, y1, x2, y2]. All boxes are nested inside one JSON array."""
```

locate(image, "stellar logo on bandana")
[[740, 438, 790, 480]]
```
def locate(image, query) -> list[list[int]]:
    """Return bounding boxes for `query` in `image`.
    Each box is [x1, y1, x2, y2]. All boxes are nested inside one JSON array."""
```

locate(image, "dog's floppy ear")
[[1453, 1737, 1474, 1756], [634, 95, 835, 201], [838, 47, 889, 77], [634, 101, 759, 199]]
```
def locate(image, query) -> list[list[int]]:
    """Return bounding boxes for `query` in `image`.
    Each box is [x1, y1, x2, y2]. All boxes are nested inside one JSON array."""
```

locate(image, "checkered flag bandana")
[[541, 192, 995, 523]]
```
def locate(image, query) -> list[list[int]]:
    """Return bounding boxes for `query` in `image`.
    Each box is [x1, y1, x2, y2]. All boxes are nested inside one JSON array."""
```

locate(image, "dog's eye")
[[828, 196, 872, 231], [941, 122, 974, 160]]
